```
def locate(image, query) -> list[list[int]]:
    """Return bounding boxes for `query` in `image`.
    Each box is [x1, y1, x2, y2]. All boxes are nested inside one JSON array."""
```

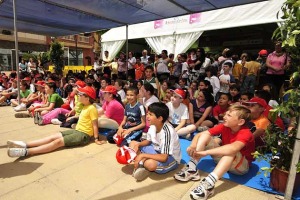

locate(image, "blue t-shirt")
[[124, 102, 145, 129]]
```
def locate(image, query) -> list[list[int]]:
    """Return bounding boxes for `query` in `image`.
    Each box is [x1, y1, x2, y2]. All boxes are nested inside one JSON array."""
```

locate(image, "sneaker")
[[190, 178, 215, 200], [7, 148, 28, 157], [132, 164, 150, 181], [15, 113, 31, 118], [38, 115, 44, 126], [0, 102, 8, 106], [71, 123, 77, 129], [51, 118, 62, 125], [14, 104, 27, 112], [197, 126, 209, 132], [7, 140, 27, 148], [174, 166, 201, 182], [34, 112, 39, 124]]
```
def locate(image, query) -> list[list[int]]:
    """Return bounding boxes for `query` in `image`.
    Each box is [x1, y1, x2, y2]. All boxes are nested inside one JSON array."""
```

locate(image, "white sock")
[[187, 158, 198, 171], [205, 172, 218, 186]]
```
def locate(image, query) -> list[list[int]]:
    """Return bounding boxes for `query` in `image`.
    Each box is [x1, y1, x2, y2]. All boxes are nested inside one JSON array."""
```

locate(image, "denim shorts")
[[140, 145, 178, 174]]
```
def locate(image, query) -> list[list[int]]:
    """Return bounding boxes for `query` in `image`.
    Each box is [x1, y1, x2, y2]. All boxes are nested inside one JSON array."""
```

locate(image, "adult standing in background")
[[93, 57, 101, 71], [265, 40, 291, 95], [102, 50, 112, 77], [27, 58, 36, 72], [117, 52, 127, 80], [156, 50, 170, 82], [127, 51, 136, 80], [140, 49, 150, 65]]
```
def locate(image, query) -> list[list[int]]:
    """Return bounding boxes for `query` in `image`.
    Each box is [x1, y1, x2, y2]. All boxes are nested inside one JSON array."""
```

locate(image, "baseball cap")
[[75, 80, 86, 88], [35, 81, 46, 87], [77, 86, 96, 100], [171, 88, 186, 99], [103, 85, 117, 95], [23, 77, 31, 81], [246, 97, 267, 108], [259, 49, 268, 56], [116, 146, 137, 165]]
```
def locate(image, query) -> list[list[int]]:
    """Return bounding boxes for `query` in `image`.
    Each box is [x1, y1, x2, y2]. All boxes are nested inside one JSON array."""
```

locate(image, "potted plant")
[[253, 0, 300, 195]]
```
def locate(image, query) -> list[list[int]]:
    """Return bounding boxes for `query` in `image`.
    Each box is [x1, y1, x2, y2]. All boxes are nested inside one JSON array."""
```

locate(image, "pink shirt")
[[266, 52, 289, 75], [102, 99, 124, 125]]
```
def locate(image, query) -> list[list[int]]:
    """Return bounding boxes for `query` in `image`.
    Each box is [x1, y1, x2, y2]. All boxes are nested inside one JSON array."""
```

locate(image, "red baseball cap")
[[75, 80, 86, 88], [35, 81, 46, 87], [171, 88, 186, 99], [259, 49, 268, 56], [23, 77, 31, 81], [247, 97, 267, 108], [77, 86, 96, 100], [116, 146, 137, 165], [103, 85, 117, 95]]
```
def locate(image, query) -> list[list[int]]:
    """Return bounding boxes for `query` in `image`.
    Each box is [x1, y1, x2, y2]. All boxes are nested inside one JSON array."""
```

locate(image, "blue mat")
[[179, 139, 300, 200]]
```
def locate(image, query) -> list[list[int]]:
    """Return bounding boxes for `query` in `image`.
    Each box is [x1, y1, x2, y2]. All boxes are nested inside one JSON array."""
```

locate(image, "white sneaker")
[[174, 166, 201, 182], [51, 118, 62, 125], [14, 104, 27, 112], [7, 148, 27, 157], [132, 164, 150, 181], [7, 140, 27, 148]]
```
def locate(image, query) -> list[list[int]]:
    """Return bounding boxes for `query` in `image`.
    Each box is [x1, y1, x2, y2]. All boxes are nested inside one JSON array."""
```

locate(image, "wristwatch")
[[94, 136, 99, 141]]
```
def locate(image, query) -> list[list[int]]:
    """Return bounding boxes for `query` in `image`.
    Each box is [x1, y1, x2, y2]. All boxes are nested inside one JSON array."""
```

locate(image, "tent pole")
[[13, 0, 20, 103], [125, 24, 128, 79], [285, 117, 300, 200]]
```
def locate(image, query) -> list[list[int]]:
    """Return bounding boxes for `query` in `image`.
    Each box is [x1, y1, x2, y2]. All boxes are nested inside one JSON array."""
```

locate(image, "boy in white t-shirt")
[[130, 102, 181, 181], [166, 88, 196, 138]]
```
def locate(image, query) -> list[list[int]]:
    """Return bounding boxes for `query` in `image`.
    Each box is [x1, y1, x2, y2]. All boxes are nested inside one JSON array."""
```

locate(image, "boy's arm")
[[195, 141, 245, 159], [117, 116, 127, 136], [134, 153, 168, 169], [175, 119, 186, 132], [252, 128, 265, 139], [126, 115, 146, 134]]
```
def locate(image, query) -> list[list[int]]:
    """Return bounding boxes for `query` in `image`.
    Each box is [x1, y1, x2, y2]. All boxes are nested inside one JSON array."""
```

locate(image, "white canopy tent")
[[101, 0, 285, 58]]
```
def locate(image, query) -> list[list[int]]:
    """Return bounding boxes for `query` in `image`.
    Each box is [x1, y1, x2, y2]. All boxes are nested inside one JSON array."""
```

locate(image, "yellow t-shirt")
[[74, 95, 84, 116], [245, 61, 261, 76], [232, 63, 242, 80], [76, 104, 98, 136]]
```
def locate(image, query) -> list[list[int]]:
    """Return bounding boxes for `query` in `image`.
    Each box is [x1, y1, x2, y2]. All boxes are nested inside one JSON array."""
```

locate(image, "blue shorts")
[[140, 145, 178, 174]]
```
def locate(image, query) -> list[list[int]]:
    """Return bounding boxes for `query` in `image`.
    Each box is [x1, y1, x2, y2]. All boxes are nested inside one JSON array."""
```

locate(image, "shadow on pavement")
[[0, 161, 43, 178]]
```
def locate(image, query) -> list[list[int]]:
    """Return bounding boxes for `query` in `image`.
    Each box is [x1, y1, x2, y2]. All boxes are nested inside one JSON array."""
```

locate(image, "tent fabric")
[[102, 40, 126, 62], [101, 0, 284, 42], [145, 31, 203, 57], [0, 0, 267, 37]]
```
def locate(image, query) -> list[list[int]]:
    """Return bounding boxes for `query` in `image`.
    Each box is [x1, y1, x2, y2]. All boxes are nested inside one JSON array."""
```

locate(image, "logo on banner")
[[189, 13, 201, 24], [154, 20, 164, 29]]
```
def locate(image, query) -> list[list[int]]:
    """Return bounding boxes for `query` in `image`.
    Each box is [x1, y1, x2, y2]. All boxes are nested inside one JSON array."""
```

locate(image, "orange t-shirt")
[[134, 63, 144, 80]]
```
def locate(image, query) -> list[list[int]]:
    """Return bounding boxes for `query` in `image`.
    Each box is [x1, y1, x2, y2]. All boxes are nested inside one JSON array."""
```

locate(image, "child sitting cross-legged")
[[7, 86, 105, 158], [130, 102, 181, 181], [174, 105, 255, 200], [167, 88, 197, 139], [107, 87, 146, 146]]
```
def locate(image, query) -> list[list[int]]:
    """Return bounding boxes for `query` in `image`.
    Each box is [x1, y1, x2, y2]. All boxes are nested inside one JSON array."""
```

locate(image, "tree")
[[49, 40, 64, 75]]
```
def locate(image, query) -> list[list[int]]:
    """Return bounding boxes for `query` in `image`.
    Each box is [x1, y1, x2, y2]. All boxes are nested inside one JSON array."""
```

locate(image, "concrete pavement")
[[0, 106, 279, 200]]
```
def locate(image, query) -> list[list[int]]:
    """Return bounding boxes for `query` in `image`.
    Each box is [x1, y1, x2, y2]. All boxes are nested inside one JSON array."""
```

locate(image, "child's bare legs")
[[143, 159, 157, 172], [176, 124, 196, 137], [10, 99, 19, 106], [211, 155, 235, 179], [0, 95, 7, 103], [26, 133, 65, 156]]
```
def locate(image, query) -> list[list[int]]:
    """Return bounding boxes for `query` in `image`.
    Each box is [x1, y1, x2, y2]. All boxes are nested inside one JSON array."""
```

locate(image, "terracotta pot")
[[270, 167, 300, 194]]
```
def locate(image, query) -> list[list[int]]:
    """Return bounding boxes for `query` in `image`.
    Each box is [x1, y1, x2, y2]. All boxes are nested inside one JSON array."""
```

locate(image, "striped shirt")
[[146, 123, 181, 163]]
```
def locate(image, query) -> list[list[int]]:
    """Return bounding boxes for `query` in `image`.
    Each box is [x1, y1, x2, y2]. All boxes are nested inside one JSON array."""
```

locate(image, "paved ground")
[[0, 106, 279, 200]]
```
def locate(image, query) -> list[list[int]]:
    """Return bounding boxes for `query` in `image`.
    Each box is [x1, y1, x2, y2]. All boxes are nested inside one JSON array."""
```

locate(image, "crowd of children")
[[1, 43, 295, 200]]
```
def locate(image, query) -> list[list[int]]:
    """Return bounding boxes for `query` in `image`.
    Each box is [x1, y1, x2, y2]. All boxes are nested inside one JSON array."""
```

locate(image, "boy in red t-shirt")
[[213, 93, 231, 124], [174, 105, 254, 200], [134, 58, 145, 81]]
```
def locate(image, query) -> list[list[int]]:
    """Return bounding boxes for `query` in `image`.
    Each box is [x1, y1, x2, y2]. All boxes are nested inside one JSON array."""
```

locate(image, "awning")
[[0, 0, 267, 36]]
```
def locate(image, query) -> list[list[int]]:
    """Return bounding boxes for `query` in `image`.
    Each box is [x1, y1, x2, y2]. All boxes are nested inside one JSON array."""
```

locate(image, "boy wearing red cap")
[[245, 97, 270, 147], [7, 86, 105, 158], [166, 88, 195, 139]]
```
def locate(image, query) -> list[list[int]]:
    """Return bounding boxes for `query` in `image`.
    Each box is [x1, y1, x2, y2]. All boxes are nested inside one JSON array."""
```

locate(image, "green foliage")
[[49, 41, 64, 75], [258, 0, 300, 176]]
